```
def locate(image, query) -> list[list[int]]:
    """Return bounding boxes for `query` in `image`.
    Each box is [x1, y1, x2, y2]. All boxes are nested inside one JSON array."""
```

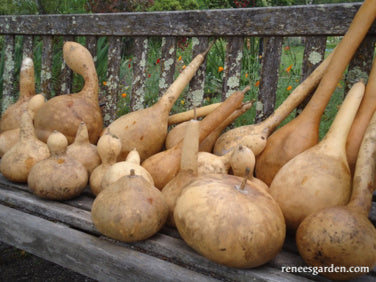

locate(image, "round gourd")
[[27, 131, 88, 200], [91, 170, 168, 242], [174, 174, 285, 268]]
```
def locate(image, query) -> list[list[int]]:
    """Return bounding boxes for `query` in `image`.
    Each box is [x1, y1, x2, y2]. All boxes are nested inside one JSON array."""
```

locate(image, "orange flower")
[[285, 64, 293, 73], [245, 73, 249, 78], [284, 46, 290, 51], [182, 65, 186, 70], [218, 66, 224, 72], [178, 55, 182, 61], [122, 93, 127, 98], [102, 81, 107, 86], [254, 80, 260, 87], [286, 85, 292, 91]]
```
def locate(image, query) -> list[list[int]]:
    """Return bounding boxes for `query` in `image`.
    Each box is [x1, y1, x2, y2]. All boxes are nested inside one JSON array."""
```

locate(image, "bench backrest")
[[0, 2, 375, 126]]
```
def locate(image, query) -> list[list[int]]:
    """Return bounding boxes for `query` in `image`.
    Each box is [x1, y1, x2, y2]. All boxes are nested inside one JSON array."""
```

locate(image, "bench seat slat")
[[0, 204, 222, 282]]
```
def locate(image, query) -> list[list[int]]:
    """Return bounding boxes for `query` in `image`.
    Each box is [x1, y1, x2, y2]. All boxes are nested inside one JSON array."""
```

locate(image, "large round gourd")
[[91, 170, 168, 242], [174, 174, 285, 268], [27, 131, 88, 200]]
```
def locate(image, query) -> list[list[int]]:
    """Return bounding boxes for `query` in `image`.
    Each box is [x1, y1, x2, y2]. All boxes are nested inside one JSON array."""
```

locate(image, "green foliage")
[[149, 0, 199, 11]]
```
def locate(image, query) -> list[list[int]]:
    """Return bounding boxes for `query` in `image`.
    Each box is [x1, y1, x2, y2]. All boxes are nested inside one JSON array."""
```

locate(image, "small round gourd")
[[27, 131, 88, 200], [91, 170, 168, 242]]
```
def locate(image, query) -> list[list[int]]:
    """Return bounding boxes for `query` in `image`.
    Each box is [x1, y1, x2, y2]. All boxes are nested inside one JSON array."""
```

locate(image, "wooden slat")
[[221, 37, 243, 100], [130, 37, 148, 111], [295, 36, 327, 115], [159, 37, 177, 98], [345, 35, 376, 94], [1, 35, 16, 115], [0, 4, 372, 37], [0, 205, 220, 282], [58, 35, 74, 95], [102, 36, 122, 126], [40, 35, 53, 99], [22, 35, 34, 59], [255, 36, 283, 123], [188, 37, 209, 107]]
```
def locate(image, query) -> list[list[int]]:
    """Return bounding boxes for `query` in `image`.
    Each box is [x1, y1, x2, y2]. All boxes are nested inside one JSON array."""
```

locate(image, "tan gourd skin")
[[213, 49, 334, 158], [165, 100, 253, 151], [296, 111, 376, 281], [101, 148, 154, 190], [91, 170, 168, 242], [161, 119, 199, 227], [167, 102, 221, 125], [0, 110, 50, 183], [34, 41, 103, 145], [89, 130, 122, 196], [174, 174, 285, 268], [197, 152, 231, 175], [346, 56, 376, 175], [230, 145, 269, 192], [0, 57, 36, 132], [106, 44, 212, 162], [255, 0, 376, 186], [0, 94, 45, 157], [142, 89, 246, 190], [269, 82, 365, 231], [66, 121, 101, 175], [27, 131, 88, 200]]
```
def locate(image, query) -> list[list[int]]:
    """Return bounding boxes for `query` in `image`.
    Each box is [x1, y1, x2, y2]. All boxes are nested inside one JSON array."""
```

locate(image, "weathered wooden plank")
[[130, 37, 148, 111], [187, 37, 209, 108], [221, 37, 243, 100], [0, 205, 220, 282], [0, 4, 373, 37], [295, 36, 327, 115], [40, 35, 53, 99], [102, 36, 122, 125], [159, 37, 177, 98], [345, 35, 376, 93], [1, 35, 16, 115], [0, 187, 97, 234], [22, 35, 34, 59], [58, 35, 74, 95], [255, 36, 283, 123]]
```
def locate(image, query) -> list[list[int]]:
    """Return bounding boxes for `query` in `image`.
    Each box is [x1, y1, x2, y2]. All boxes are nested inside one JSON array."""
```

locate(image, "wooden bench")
[[0, 2, 375, 281]]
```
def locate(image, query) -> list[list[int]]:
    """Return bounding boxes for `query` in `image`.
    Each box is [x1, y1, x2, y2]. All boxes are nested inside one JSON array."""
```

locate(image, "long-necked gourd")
[[142, 88, 246, 189], [213, 47, 334, 158], [161, 119, 199, 227], [0, 57, 36, 132], [255, 0, 376, 185], [346, 56, 376, 175], [269, 81, 365, 231], [106, 42, 213, 161], [165, 98, 253, 152], [34, 41, 103, 144], [296, 111, 376, 280]]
